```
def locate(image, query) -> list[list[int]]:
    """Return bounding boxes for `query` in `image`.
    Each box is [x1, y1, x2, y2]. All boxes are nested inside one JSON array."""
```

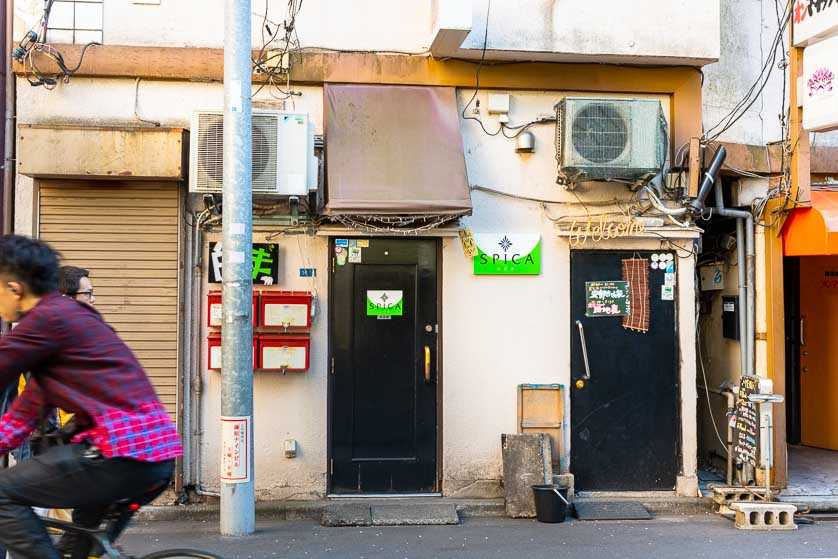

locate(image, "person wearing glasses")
[[58, 266, 95, 306]]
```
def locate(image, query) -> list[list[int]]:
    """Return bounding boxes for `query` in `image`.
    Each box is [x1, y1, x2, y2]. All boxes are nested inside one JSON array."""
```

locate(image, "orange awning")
[[783, 190, 838, 256]]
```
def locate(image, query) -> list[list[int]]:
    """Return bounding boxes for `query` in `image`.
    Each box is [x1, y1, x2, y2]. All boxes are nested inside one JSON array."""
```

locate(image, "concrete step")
[[574, 492, 714, 515], [138, 497, 506, 523]]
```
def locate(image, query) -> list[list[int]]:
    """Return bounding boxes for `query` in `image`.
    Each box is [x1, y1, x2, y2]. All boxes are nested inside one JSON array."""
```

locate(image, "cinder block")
[[501, 433, 552, 518], [730, 502, 797, 531]]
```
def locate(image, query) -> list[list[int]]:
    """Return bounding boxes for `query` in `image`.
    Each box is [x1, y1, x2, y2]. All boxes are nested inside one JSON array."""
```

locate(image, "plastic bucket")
[[531, 484, 569, 523]]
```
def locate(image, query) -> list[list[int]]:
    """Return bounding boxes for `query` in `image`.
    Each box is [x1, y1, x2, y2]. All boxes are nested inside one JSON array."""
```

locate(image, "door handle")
[[424, 346, 432, 384], [576, 320, 591, 381], [800, 317, 806, 346]]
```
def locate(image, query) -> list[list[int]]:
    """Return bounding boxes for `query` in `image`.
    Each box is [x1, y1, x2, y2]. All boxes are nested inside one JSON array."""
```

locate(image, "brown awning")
[[324, 84, 472, 216]]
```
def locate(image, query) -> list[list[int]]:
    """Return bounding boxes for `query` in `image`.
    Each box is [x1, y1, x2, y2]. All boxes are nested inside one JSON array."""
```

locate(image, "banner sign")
[[473, 234, 541, 275], [209, 242, 279, 285]]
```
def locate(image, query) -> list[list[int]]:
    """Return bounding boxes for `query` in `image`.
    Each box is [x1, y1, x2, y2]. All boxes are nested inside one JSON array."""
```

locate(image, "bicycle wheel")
[[140, 550, 225, 559]]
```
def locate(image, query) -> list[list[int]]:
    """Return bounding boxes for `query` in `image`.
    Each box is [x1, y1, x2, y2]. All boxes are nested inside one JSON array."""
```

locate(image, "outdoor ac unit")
[[554, 97, 668, 189], [189, 110, 316, 195]]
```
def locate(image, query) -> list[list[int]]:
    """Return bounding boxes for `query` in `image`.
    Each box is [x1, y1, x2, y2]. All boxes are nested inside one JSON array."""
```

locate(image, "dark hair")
[[0, 235, 60, 296], [59, 265, 90, 296]]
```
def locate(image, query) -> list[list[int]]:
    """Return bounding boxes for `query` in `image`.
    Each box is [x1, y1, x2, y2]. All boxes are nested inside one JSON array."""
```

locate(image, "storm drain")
[[573, 501, 652, 520]]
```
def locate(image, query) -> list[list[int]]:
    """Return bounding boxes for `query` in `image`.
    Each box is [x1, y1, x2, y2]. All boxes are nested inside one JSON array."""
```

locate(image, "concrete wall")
[[15, 0, 719, 65], [703, 0, 838, 147]]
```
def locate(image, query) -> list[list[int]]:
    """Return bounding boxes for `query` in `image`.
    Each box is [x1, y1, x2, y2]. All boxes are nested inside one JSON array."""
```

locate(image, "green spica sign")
[[473, 234, 541, 275], [366, 290, 404, 316]]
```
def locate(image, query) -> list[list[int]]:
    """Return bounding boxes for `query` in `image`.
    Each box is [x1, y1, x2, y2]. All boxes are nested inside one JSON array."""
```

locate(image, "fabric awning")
[[324, 84, 472, 216], [783, 190, 838, 256]]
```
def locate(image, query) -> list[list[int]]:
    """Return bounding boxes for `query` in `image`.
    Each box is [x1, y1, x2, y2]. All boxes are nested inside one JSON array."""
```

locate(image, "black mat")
[[573, 501, 652, 520]]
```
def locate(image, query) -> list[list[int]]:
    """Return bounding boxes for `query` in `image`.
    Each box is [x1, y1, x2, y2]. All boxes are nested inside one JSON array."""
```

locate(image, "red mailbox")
[[258, 335, 310, 372], [259, 291, 312, 329], [207, 332, 258, 370], [208, 291, 258, 328]]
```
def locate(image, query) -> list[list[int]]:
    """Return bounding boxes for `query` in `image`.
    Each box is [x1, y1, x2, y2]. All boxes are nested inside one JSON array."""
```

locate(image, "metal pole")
[[221, 0, 254, 536]]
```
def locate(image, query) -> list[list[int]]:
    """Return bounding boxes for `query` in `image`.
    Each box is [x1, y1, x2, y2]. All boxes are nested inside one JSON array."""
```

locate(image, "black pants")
[[0, 444, 173, 559]]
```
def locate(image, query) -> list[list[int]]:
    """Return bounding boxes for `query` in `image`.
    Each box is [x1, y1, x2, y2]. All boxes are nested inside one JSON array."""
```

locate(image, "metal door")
[[570, 250, 679, 490], [329, 238, 438, 493]]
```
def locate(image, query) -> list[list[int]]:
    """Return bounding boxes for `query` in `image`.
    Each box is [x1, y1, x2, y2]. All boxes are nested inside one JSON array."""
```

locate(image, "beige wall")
[[16, 77, 700, 497]]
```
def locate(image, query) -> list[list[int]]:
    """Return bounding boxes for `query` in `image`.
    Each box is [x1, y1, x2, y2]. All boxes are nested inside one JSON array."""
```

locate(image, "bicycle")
[[38, 494, 224, 559]]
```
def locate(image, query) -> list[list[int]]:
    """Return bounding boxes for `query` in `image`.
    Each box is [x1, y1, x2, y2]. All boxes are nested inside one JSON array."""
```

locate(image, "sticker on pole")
[[367, 290, 403, 317], [221, 415, 250, 483]]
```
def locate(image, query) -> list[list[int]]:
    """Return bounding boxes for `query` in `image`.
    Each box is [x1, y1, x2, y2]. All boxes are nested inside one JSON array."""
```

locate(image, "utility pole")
[[220, 0, 254, 537]]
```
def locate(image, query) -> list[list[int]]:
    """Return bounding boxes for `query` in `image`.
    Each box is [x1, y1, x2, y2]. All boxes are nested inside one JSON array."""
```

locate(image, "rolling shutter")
[[38, 181, 180, 416]]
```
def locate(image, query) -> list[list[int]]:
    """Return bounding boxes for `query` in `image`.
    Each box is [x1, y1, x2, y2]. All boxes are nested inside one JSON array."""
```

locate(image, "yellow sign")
[[568, 215, 645, 247], [459, 227, 478, 258]]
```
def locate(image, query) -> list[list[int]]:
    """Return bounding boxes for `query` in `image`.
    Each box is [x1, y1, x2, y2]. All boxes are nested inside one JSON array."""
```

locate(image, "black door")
[[330, 238, 438, 493], [570, 250, 679, 490]]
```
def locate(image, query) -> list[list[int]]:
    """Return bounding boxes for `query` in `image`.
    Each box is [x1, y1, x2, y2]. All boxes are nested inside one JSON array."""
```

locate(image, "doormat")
[[573, 500, 652, 520]]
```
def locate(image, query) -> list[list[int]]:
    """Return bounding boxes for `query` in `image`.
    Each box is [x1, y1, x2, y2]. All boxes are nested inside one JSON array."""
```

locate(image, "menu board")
[[733, 375, 760, 467], [585, 281, 630, 317]]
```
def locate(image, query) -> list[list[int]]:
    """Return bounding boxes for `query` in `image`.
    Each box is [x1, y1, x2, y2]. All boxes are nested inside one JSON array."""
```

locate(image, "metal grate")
[[195, 113, 279, 192], [571, 103, 629, 163]]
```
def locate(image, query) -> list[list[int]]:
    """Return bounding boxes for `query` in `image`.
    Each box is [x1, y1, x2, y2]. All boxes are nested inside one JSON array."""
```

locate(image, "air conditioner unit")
[[554, 97, 668, 190], [189, 110, 316, 195]]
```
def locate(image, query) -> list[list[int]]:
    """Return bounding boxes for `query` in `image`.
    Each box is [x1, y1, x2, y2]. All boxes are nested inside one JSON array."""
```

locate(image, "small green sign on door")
[[585, 281, 630, 317], [367, 290, 404, 316]]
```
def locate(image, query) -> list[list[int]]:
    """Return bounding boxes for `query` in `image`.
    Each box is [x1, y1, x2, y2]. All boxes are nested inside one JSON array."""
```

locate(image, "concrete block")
[[321, 504, 371, 527], [371, 504, 459, 526], [501, 433, 553, 518], [730, 502, 797, 531], [552, 473, 575, 501], [443, 479, 504, 499]]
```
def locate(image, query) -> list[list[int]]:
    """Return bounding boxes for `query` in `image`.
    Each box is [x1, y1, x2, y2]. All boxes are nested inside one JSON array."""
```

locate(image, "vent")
[[190, 110, 314, 195], [555, 97, 668, 189]]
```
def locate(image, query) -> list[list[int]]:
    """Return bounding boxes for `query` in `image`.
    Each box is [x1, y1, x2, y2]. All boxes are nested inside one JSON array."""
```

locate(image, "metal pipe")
[[712, 179, 755, 378], [2, 0, 13, 237], [221, 0, 254, 536], [736, 219, 747, 378], [191, 223, 204, 492], [689, 145, 727, 215], [697, 383, 737, 485], [181, 207, 194, 488]]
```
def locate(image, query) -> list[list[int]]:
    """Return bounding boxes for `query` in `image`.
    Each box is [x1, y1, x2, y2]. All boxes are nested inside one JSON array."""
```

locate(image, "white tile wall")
[[75, 2, 103, 30], [47, 0, 103, 44]]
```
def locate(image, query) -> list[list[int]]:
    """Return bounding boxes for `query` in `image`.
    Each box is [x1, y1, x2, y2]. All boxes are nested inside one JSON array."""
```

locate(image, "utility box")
[[722, 296, 740, 340], [260, 291, 312, 329], [207, 333, 258, 370], [258, 335, 310, 372], [208, 291, 258, 328], [700, 264, 725, 291]]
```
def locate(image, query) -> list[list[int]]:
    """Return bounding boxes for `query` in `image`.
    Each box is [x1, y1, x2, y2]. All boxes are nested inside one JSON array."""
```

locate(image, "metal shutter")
[[38, 181, 180, 416]]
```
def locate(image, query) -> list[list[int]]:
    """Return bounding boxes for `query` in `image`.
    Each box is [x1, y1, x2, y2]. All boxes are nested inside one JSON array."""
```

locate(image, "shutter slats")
[[39, 181, 179, 417]]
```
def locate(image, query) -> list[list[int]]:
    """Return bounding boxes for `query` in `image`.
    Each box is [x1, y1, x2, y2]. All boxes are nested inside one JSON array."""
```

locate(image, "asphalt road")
[[121, 514, 838, 559]]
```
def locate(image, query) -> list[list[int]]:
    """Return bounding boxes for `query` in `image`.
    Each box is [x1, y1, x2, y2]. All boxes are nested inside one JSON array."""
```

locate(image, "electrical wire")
[[460, 0, 501, 137]]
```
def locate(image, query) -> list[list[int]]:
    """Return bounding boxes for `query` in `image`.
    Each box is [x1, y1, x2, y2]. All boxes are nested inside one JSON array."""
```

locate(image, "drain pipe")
[[712, 178, 756, 378], [1, 0, 13, 239], [715, 182, 749, 380]]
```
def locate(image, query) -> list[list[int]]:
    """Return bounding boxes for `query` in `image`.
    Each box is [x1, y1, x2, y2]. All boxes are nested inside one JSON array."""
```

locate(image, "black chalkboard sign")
[[733, 375, 760, 467]]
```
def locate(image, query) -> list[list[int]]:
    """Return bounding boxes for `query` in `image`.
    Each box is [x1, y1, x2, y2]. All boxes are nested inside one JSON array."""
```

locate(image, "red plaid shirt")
[[0, 293, 182, 462]]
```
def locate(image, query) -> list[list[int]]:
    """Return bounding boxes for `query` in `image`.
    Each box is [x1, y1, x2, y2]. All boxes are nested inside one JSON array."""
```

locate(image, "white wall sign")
[[803, 35, 838, 132], [221, 416, 250, 483], [793, 0, 838, 47]]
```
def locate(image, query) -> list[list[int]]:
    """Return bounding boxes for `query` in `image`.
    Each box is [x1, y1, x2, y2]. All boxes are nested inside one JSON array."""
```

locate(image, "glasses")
[[75, 290, 94, 300]]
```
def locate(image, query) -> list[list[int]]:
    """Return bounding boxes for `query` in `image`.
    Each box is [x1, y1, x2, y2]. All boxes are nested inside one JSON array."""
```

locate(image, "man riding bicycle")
[[0, 235, 182, 559]]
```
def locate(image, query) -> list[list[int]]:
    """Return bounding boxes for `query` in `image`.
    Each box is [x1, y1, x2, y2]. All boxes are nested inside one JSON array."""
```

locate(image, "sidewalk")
[[122, 515, 838, 559]]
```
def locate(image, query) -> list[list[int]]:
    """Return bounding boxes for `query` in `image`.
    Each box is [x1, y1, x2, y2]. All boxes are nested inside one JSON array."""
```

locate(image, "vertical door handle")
[[576, 320, 592, 381], [424, 346, 432, 384], [800, 317, 806, 346]]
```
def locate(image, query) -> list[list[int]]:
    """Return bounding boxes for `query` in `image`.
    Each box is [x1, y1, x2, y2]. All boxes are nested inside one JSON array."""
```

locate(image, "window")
[[46, 0, 103, 45]]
